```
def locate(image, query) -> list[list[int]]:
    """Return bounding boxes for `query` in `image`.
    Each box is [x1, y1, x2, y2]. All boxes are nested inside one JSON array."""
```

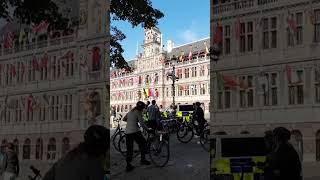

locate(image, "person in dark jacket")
[[193, 102, 206, 136], [265, 127, 302, 180], [3, 143, 19, 180], [42, 125, 109, 180]]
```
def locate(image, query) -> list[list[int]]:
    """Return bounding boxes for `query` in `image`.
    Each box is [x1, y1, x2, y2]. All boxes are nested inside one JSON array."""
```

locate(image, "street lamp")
[[210, 43, 221, 62], [167, 58, 179, 107]]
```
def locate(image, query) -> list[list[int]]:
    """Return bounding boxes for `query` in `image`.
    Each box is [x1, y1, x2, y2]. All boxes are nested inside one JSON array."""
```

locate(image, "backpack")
[[0, 152, 7, 174]]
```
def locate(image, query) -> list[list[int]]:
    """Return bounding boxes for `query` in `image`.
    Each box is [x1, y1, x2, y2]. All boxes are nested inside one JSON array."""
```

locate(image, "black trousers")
[[126, 131, 147, 164]]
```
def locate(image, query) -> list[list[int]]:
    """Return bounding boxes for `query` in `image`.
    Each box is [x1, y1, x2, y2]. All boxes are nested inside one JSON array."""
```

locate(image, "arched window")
[[47, 138, 56, 160], [291, 130, 303, 161], [121, 105, 124, 112], [35, 138, 43, 160], [23, 139, 31, 160], [13, 139, 19, 156], [61, 137, 70, 156], [316, 130, 320, 161], [1, 139, 7, 152]]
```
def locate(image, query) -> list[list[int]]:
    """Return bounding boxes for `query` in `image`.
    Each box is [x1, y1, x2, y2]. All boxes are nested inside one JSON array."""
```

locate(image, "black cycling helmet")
[[136, 101, 146, 111], [273, 127, 291, 142], [195, 102, 201, 106], [84, 125, 110, 152]]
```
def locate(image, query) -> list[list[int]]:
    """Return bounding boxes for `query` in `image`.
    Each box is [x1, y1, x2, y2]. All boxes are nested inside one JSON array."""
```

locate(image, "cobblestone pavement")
[[110, 129, 210, 180]]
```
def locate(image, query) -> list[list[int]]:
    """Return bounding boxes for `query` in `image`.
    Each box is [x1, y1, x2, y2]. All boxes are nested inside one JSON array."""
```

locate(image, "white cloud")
[[181, 29, 198, 42], [179, 20, 200, 43]]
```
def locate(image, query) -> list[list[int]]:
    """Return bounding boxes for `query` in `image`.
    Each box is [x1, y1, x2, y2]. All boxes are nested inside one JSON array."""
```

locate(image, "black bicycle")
[[200, 127, 210, 152], [28, 166, 41, 180], [177, 117, 208, 143], [111, 114, 124, 152], [118, 129, 170, 167]]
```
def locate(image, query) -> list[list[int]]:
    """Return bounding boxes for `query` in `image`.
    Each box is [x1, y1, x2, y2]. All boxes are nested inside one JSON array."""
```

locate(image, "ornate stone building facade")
[[211, 0, 320, 162], [0, 0, 109, 178], [110, 28, 210, 125]]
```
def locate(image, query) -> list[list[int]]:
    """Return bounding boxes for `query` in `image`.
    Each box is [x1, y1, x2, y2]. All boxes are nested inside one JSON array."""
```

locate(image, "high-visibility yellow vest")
[[213, 156, 266, 180], [143, 113, 148, 121]]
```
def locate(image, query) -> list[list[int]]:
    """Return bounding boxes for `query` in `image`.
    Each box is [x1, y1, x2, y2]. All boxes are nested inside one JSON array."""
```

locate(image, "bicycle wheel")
[[112, 130, 124, 152], [149, 135, 170, 167], [200, 129, 210, 152], [118, 134, 140, 158], [176, 124, 194, 143]]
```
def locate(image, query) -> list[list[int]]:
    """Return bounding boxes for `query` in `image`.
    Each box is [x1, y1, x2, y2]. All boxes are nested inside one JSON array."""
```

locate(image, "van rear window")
[[221, 137, 267, 157], [179, 105, 194, 111]]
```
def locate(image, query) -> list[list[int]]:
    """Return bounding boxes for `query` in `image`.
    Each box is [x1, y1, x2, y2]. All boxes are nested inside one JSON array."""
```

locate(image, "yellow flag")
[[19, 29, 25, 44]]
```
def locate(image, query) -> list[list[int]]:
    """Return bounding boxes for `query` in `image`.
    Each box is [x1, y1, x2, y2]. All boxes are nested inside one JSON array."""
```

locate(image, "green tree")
[[110, 0, 164, 68], [0, 0, 74, 33]]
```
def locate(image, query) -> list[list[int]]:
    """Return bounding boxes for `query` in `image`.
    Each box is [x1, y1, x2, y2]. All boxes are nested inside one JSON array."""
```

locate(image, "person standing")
[[147, 100, 160, 130], [265, 127, 302, 180], [3, 143, 19, 180], [193, 102, 206, 136], [42, 125, 109, 180], [111, 107, 117, 128], [123, 101, 151, 172]]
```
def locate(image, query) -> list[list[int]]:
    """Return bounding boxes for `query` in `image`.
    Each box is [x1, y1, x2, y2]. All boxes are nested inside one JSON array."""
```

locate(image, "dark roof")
[[168, 38, 210, 57]]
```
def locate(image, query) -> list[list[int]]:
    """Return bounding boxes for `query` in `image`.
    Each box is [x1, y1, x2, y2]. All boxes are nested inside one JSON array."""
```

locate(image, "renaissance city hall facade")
[[110, 27, 210, 126], [0, 0, 110, 178], [211, 0, 320, 163]]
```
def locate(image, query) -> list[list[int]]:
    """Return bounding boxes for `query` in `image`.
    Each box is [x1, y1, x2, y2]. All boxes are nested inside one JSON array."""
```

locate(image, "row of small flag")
[[213, 8, 316, 44], [0, 50, 74, 77], [216, 64, 314, 91], [3, 21, 50, 49], [161, 42, 210, 64], [1, 94, 50, 112]]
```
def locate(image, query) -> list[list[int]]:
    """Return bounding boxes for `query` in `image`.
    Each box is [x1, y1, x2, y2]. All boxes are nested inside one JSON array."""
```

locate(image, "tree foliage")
[[0, 0, 74, 32], [110, 0, 164, 68]]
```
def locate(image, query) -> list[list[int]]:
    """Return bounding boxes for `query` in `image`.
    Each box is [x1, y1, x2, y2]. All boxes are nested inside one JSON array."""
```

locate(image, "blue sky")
[[112, 0, 210, 61]]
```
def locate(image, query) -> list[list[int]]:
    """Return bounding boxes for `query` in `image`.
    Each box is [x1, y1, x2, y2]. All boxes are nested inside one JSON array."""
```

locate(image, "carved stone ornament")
[[80, 9, 87, 26]]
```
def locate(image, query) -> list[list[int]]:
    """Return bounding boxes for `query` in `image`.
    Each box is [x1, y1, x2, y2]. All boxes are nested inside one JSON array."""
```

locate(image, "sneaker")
[[140, 159, 151, 165], [126, 164, 135, 172]]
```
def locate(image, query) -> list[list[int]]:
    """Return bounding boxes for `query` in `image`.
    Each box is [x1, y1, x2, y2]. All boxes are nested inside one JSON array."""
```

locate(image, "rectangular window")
[[240, 90, 246, 108], [296, 12, 303, 45], [218, 92, 223, 109], [185, 68, 189, 78], [289, 86, 295, 105], [225, 89, 231, 109], [247, 89, 254, 107], [314, 10, 320, 42], [247, 22, 253, 52], [297, 85, 304, 104], [185, 85, 190, 96], [271, 17, 277, 48], [191, 67, 197, 77], [263, 18, 269, 49]]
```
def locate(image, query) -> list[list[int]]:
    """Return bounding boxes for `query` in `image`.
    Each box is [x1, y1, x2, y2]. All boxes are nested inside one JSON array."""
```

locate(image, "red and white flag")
[[213, 21, 222, 44], [10, 64, 16, 77], [33, 21, 50, 35], [4, 31, 14, 49], [41, 53, 49, 68], [32, 56, 40, 71], [287, 12, 298, 33]]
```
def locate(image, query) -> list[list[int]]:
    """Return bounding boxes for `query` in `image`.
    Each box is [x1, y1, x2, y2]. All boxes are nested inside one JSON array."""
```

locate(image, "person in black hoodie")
[[265, 127, 302, 180], [3, 143, 19, 180]]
